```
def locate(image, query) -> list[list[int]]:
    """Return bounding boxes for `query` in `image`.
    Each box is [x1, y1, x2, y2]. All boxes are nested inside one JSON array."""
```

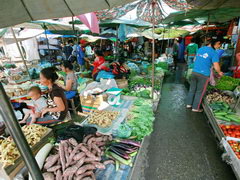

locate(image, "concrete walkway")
[[131, 67, 236, 180]]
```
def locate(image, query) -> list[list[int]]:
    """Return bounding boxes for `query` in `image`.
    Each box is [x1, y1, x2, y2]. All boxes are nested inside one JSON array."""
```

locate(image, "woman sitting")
[[60, 61, 78, 99], [89, 50, 110, 80], [27, 67, 68, 125]]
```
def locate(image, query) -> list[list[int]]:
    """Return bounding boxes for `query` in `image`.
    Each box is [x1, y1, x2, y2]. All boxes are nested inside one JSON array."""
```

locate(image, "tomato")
[[237, 155, 240, 159], [230, 125, 235, 129], [226, 125, 231, 129]]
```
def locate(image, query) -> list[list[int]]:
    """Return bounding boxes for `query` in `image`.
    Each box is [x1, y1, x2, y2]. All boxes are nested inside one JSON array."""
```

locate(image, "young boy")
[[19, 86, 47, 124]]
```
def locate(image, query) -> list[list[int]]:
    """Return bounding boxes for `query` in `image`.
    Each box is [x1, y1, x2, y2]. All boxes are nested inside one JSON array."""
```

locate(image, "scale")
[[106, 87, 122, 106]]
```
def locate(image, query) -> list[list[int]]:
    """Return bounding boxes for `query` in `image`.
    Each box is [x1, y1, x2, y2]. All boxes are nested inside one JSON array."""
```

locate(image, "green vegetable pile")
[[156, 62, 168, 70], [122, 75, 162, 99], [210, 102, 240, 123], [127, 98, 154, 140], [215, 76, 240, 91], [122, 88, 151, 98]]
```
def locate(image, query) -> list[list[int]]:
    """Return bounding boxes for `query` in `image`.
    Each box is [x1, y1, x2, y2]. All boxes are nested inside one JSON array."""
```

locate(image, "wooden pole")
[[10, 27, 32, 80]]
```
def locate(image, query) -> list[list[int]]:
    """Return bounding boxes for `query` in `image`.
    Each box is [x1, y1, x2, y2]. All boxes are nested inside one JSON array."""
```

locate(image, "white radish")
[[29, 143, 53, 180]]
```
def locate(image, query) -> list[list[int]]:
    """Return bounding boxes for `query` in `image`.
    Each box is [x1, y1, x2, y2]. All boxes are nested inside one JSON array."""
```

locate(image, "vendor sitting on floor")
[[60, 61, 78, 99], [19, 86, 47, 124], [26, 67, 68, 125]]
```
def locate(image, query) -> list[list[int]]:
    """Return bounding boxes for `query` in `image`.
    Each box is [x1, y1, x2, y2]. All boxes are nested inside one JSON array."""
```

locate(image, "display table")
[[203, 99, 240, 179], [202, 99, 225, 141]]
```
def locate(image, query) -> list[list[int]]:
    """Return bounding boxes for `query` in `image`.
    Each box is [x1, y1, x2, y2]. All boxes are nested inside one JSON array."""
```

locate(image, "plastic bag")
[[210, 68, 216, 86], [115, 124, 132, 138], [56, 125, 97, 143], [96, 70, 115, 81]]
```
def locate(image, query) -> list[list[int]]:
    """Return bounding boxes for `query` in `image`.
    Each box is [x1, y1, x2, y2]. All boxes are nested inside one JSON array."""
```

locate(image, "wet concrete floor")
[[131, 65, 236, 180]]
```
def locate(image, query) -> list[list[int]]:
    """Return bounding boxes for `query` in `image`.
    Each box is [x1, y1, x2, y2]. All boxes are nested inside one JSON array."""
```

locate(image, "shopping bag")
[[210, 68, 216, 86]]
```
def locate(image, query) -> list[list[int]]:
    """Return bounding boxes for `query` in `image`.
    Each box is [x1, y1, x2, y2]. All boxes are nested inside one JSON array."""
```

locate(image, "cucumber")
[[214, 112, 228, 116], [215, 115, 231, 121], [227, 115, 240, 122], [222, 102, 229, 109]]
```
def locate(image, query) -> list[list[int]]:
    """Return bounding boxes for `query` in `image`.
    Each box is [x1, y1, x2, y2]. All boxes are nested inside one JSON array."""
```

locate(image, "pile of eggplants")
[[105, 139, 141, 168]]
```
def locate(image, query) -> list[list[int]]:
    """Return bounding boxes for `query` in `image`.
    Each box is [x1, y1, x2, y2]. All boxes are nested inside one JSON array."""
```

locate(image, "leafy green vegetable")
[[215, 76, 240, 91], [127, 98, 154, 140]]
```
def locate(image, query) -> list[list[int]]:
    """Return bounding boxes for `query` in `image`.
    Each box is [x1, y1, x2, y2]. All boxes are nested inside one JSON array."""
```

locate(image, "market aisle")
[[132, 65, 236, 180]]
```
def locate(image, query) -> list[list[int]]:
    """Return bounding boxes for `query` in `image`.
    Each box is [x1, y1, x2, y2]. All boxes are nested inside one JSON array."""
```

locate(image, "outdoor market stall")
[[0, 48, 166, 179], [202, 76, 240, 179]]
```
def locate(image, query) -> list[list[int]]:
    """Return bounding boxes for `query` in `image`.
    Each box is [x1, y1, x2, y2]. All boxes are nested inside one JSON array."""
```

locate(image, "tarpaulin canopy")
[[186, 0, 240, 9], [0, 0, 136, 29], [163, 8, 240, 24]]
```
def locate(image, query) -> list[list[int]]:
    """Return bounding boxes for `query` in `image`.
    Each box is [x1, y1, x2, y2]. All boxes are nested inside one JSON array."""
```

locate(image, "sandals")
[[192, 109, 203, 113]]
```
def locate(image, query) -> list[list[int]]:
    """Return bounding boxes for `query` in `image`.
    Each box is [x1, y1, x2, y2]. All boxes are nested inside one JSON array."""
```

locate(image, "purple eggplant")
[[116, 139, 141, 147], [111, 143, 137, 153], [109, 146, 130, 160]]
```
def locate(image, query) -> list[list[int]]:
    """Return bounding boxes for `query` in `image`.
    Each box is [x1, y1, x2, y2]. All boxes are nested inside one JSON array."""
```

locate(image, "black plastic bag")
[[56, 124, 97, 143]]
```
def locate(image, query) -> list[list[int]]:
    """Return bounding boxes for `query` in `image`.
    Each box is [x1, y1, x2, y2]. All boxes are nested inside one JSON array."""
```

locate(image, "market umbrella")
[[96, 1, 138, 20], [163, 8, 240, 24], [15, 20, 83, 31], [157, 28, 190, 39], [100, 19, 152, 28], [96, 0, 191, 21], [168, 20, 200, 27], [186, 0, 240, 9], [0, 0, 136, 29]]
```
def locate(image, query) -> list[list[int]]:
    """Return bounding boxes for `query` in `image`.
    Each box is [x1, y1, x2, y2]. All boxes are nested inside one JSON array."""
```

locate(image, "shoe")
[[192, 109, 203, 113], [186, 105, 192, 109]]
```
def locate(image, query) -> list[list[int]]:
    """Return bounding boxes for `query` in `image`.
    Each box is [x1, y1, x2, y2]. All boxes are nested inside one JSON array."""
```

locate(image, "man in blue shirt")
[[186, 39, 223, 112], [76, 42, 85, 72]]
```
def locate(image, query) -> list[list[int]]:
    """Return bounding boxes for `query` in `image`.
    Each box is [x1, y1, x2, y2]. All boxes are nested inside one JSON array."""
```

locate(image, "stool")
[[67, 95, 82, 115], [49, 111, 72, 128]]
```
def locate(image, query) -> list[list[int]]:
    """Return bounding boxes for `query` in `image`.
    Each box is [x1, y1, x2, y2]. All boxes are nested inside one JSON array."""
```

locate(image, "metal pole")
[[167, 27, 170, 58], [160, 27, 165, 54], [205, 14, 210, 45], [44, 28, 51, 64], [72, 16, 75, 32], [10, 27, 32, 81], [0, 83, 44, 180], [151, 1, 156, 100]]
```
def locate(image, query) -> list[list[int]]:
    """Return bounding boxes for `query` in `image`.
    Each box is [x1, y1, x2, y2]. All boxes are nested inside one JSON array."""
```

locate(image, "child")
[[19, 86, 47, 124]]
